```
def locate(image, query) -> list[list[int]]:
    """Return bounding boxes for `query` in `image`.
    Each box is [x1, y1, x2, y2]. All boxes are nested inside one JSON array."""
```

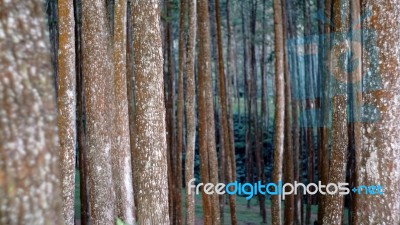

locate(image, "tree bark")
[[176, 0, 186, 224], [131, 1, 170, 224], [165, 1, 176, 222], [354, 0, 400, 224], [0, 1, 62, 223], [271, 0, 285, 224], [225, 0, 238, 224], [57, 0, 77, 224], [112, 0, 135, 223], [323, 0, 349, 223], [282, 0, 294, 224], [185, 1, 197, 224], [81, 0, 116, 223], [197, 0, 221, 223]]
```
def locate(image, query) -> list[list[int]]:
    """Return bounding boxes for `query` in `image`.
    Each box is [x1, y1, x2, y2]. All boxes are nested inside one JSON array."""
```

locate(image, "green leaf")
[[116, 218, 128, 225]]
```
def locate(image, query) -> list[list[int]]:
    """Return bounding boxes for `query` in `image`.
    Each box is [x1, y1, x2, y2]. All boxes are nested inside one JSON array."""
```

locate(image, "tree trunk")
[[112, 0, 135, 223], [57, 0, 77, 224], [176, 1, 186, 224], [165, 1, 176, 222], [225, 0, 237, 224], [271, 0, 285, 223], [185, 1, 197, 224], [74, 1, 89, 223], [322, 0, 349, 223], [349, 0, 361, 224], [282, 0, 294, 224], [303, 0, 315, 223], [197, 0, 221, 223], [131, 1, 170, 224], [354, 0, 400, 224], [81, 0, 116, 223], [0, 2, 62, 224]]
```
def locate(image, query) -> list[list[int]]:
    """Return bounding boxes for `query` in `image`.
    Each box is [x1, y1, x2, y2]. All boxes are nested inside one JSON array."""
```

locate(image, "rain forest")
[[0, 0, 399, 225]]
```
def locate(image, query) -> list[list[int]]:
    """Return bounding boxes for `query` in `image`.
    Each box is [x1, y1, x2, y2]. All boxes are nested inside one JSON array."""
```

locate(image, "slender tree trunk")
[[354, 0, 400, 224], [271, 0, 285, 223], [241, 3, 253, 209], [349, 0, 361, 224], [0, 1, 62, 223], [176, 1, 186, 224], [319, 0, 332, 222], [225, 1, 238, 224], [131, 1, 170, 223], [57, 0, 77, 224], [198, 0, 212, 223], [303, 0, 314, 223], [82, 1, 116, 223], [74, 1, 89, 223], [215, 0, 228, 222], [282, 0, 294, 224], [111, 0, 135, 223], [165, 1, 176, 222], [185, 1, 197, 224], [322, 0, 349, 223], [197, 0, 221, 223]]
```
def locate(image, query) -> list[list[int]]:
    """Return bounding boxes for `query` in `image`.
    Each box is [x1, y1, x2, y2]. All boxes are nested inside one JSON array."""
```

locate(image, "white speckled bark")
[[354, 1, 400, 224], [81, 0, 116, 224], [131, 1, 170, 224], [57, 0, 77, 224], [0, 1, 62, 224]]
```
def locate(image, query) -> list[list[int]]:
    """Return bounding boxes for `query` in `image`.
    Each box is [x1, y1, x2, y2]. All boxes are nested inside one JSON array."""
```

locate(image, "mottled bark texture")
[[176, 1, 186, 224], [185, 1, 197, 224], [197, 0, 221, 223], [0, 1, 62, 224], [81, 0, 116, 224], [131, 1, 170, 224], [354, 0, 400, 224], [57, 0, 77, 224], [323, 0, 349, 223], [271, 0, 285, 224], [112, 0, 135, 224]]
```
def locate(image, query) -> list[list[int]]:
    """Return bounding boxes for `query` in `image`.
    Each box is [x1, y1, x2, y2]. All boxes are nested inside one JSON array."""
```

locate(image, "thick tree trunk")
[[112, 0, 135, 223], [271, 0, 285, 224], [354, 1, 400, 224], [0, 1, 62, 224], [185, 1, 197, 224], [57, 0, 77, 224], [82, 0, 116, 224], [131, 1, 170, 224]]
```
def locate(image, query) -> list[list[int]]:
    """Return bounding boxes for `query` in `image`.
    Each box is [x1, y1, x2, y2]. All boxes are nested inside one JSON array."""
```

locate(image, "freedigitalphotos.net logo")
[[288, 8, 383, 128], [188, 179, 384, 200]]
